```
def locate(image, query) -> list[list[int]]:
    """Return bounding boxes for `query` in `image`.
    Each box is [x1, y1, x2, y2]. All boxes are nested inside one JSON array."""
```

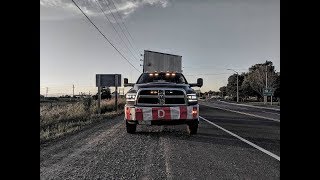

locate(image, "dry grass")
[[40, 98, 125, 143]]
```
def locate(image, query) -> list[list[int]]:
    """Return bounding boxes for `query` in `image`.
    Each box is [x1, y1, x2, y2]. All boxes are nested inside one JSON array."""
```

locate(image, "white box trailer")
[[143, 50, 182, 73]]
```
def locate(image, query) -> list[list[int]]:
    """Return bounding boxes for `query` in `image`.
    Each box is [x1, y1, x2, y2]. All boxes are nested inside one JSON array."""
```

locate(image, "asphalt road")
[[40, 103, 280, 179], [201, 100, 280, 122]]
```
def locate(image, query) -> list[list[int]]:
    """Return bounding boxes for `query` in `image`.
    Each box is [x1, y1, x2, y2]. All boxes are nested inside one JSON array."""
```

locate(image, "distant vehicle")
[[124, 50, 203, 134], [224, 96, 232, 100], [210, 95, 221, 99]]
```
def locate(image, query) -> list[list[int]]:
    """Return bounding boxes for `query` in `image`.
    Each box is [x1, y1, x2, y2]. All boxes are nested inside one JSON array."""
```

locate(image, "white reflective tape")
[[130, 108, 135, 120], [187, 106, 193, 119], [142, 107, 152, 120], [170, 107, 180, 120]]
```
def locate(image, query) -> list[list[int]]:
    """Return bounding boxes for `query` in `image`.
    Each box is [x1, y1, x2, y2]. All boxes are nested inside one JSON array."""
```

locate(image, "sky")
[[40, 0, 280, 96]]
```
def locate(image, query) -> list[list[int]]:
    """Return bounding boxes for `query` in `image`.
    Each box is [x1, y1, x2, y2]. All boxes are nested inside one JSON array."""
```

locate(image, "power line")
[[103, 0, 141, 61], [184, 73, 231, 76], [93, 0, 139, 65], [109, 0, 142, 55], [183, 66, 247, 71], [70, 0, 141, 73]]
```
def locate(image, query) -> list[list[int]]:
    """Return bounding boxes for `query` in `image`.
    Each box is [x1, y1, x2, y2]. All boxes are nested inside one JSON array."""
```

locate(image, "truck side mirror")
[[124, 78, 134, 87], [197, 78, 203, 87], [124, 78, 128, 85]]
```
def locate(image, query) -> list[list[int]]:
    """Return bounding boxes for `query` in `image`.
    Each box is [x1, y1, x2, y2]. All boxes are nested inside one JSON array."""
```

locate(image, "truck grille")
[[137, 89, 186, 106]]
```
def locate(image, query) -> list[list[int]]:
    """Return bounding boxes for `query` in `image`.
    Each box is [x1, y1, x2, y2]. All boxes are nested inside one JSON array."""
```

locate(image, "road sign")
[[95, 74, 122, 114], [263, 88, 274, 96], [96, 74, 122, 87]]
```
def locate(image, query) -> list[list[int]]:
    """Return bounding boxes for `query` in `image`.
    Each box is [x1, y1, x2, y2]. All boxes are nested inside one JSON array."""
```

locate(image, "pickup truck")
[[124, 71, 203, 134]]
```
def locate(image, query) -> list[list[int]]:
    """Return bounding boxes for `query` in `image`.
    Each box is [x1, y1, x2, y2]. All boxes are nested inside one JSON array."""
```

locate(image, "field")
[[40, 97, 125, 144]]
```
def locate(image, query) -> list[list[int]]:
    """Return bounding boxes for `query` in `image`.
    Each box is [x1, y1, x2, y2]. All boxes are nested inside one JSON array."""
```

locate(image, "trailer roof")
[[144, 50, 182, 57]]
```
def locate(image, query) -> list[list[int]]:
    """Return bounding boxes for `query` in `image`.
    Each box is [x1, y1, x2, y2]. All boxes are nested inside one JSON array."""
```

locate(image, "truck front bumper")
[[124, 105, 199, 125]]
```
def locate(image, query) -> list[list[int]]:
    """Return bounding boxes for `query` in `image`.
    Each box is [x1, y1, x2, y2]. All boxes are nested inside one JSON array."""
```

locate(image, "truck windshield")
[[136, 73, 188, 84]]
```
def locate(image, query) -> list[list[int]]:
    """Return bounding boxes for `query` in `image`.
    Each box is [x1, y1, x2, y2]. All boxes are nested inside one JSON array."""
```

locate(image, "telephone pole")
[[72, 84, 75, 97], [264, 65, 268, 104], [46, 87, 48, 97], [227, 69, 239, 103]]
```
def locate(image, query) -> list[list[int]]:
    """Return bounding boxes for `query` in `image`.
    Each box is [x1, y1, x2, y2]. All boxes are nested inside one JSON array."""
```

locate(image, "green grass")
[[40, 98, 125, 143]]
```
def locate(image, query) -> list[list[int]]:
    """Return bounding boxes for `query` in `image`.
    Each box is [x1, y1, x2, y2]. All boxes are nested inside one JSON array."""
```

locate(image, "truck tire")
[[126, 121, 137, 134], [188, 121, 198, 135]]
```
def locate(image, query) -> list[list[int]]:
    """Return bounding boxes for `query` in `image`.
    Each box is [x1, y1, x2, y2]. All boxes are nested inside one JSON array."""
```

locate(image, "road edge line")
[[218, 100, 280, 111], [200, 103, 280, 122], [199, 116, 280, 161]]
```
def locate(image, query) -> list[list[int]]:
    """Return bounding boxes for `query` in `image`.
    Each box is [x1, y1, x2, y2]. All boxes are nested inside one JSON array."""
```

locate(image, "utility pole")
[[141, 53, 144, 72], [72, 84, 75, 97], [227, 69, 239, 103], [265, 65, 268, 104], [97, 75, 101, 114], [115, 74, 119, 111], [236, 73, 239, 103], [46, 87, 48, 98]]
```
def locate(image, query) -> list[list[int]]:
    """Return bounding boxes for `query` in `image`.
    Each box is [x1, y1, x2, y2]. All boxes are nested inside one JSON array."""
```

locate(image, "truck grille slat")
[[137, 88, 186, 106]]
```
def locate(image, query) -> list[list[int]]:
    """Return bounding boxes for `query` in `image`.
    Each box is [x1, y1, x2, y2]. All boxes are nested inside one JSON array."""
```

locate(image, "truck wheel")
[[188, 122, 198, 135], [126, 121, 137, 134]]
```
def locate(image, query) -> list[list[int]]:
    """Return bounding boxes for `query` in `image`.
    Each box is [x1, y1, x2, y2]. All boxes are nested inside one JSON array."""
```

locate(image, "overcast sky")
[[40, 0, 279, 96]]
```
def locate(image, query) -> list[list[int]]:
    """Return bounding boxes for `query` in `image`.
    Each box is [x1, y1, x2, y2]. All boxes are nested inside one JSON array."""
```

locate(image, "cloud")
[[40, 0, 170, 20]]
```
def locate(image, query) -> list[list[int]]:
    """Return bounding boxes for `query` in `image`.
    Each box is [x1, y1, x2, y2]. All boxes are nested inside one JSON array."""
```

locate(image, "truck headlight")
[[126, 93, 136, 101], [187, 94, 197, 102]]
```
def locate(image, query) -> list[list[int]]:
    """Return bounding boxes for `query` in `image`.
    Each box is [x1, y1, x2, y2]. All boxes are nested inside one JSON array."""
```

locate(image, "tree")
[[246, 61, 279, 99], [273, 74, 280, 99], [241, 73, 260, 100], [92, 87, 111, 100], [226, 73, 245, 100], [219, 86, 227, 97], [212, 91, 220, 96], [101, 87, 111, 99]]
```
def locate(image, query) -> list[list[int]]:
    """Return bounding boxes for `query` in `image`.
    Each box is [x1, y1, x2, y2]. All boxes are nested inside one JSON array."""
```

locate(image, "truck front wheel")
[[188, 121, 198, 135], [126, 121, 137, 134]]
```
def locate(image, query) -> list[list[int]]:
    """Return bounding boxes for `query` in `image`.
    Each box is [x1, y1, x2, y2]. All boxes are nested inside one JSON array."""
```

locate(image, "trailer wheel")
[[188, 121, 198, 135], [126, 121, 137, 134]]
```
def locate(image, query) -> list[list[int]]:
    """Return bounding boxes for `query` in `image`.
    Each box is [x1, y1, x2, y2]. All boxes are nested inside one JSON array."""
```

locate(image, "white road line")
[[237, 107, 249, 110], [160, 136, 173, 180], [262, 111, 280, 116], [217, 100, 280, 111], [200, 103, 280, 123], [199, 116, 280, 161]]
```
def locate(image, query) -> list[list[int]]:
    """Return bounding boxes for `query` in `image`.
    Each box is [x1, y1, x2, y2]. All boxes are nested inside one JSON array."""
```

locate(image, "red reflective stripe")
[[180, 106, 187, 119], [152, 108, 159, 120], [164, 107, 171, 120], [136, 108, 143, 120], [152, 107, 171, 120], [126, 107, 131, 120]]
